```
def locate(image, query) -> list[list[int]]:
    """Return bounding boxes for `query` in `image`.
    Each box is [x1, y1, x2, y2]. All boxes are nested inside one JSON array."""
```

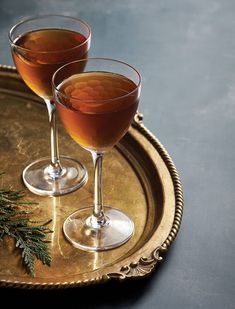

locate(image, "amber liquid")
[[12, 29, 89, 98], [56, 72, 139, 152]]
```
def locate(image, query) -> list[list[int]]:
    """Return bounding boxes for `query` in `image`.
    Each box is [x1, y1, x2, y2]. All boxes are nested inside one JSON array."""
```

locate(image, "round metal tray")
[[0, 66, 183, 289]]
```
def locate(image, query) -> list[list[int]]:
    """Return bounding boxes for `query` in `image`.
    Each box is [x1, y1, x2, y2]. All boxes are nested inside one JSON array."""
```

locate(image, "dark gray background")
[[0, 0, 235, 308]]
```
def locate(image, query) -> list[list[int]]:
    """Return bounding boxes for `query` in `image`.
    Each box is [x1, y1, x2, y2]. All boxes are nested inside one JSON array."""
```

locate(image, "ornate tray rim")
[[0, 65, 184, 289]]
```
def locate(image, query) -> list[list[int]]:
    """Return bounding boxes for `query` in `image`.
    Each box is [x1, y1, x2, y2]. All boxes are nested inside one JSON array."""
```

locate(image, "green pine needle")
[[0, 181, 52, 277]]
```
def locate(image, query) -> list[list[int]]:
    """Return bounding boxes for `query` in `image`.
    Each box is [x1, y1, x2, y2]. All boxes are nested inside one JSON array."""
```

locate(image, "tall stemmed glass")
[[9, 15, 91, 196], [53, 58, 141, 251]]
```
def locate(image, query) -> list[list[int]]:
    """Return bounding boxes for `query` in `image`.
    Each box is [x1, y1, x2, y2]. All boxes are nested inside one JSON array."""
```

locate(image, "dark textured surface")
[[0, 0, 235, 308]]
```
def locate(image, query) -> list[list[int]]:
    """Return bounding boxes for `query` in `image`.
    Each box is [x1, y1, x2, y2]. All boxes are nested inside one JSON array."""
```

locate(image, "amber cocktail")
[[12, 28, 88, 98], [56, 71, 138, 152]]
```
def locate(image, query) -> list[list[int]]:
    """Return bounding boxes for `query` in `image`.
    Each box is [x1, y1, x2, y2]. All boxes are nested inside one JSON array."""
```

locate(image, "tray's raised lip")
[[0, 65, 184, 289]]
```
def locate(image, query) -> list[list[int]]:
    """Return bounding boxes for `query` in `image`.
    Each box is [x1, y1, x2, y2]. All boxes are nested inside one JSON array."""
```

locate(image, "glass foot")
[[63, 206, 134, 251], [22, 155, 87, 196]]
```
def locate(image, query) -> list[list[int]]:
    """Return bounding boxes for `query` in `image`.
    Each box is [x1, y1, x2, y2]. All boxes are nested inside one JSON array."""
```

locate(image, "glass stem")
[[45, 99, 63, 178], [91, 151, 106, 227]]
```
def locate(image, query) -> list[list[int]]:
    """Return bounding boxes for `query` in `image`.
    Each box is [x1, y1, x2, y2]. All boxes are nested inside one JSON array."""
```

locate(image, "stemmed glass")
[[53, 58, 141, 251], [9, 15, 91, 196]]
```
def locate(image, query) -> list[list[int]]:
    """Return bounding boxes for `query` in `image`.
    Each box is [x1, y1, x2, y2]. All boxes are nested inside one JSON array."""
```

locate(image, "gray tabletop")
[[0, 0, 235, 308]]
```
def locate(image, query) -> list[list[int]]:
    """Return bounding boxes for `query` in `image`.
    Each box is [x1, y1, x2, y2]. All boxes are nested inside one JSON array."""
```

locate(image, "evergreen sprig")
[[0, 186, 52, 277]]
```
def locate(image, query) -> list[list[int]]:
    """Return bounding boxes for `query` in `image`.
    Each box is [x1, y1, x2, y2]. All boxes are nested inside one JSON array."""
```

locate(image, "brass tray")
[[0, 65, 183, 289]]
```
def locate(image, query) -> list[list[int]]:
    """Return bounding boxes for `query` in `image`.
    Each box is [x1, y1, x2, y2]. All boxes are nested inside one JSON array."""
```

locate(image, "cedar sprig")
[[0, 185, 52, 277]]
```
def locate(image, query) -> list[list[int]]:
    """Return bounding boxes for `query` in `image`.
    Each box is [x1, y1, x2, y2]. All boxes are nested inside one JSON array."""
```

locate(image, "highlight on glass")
[[53, 58, 141, 251], [9, 15, 91, 196]]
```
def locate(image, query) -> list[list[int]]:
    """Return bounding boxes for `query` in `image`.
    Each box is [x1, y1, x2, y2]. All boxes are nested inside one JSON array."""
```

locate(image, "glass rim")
[[52, 57, 141, 104], [8, 14, 91, 54]]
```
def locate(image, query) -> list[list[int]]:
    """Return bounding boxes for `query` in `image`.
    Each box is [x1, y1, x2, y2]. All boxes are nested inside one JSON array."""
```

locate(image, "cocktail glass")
[[9, 15, 91, 196], [53, 58, 141, 251]]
